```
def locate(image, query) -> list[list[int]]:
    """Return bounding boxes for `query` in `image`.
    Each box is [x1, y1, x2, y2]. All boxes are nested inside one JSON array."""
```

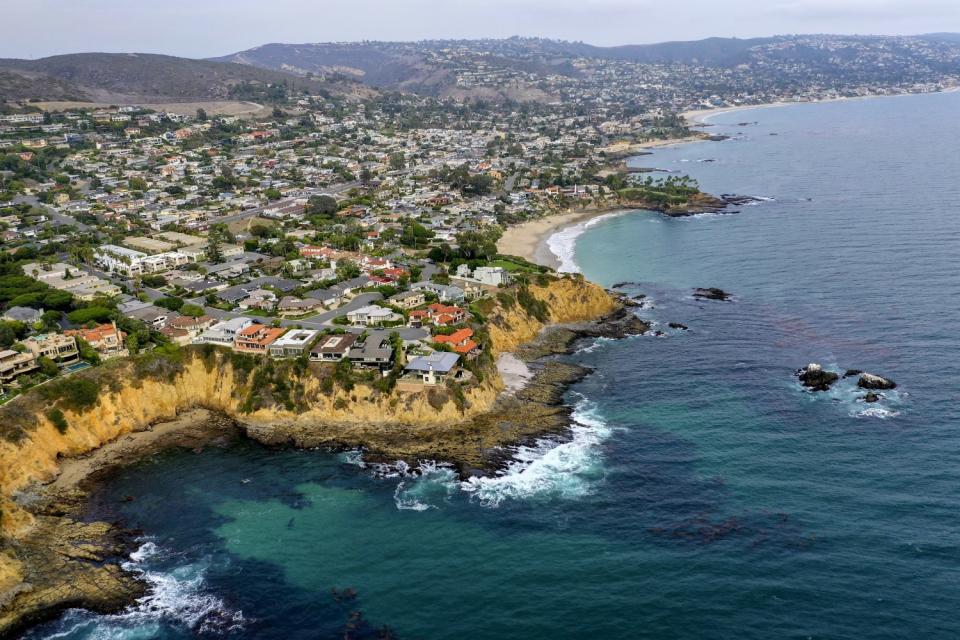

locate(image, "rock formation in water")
[[797, 363, 840, 391], [693, 287, 732, 301], [857, 373, 897, 390]]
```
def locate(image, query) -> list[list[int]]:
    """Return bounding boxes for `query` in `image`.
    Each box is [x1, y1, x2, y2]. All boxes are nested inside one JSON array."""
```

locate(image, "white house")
[[346, 304, 401, 327]]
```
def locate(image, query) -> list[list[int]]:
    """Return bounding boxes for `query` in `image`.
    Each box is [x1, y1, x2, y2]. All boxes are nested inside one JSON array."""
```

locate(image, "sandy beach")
[[682, 88, 960, 125], [497, 208, 629, 269]]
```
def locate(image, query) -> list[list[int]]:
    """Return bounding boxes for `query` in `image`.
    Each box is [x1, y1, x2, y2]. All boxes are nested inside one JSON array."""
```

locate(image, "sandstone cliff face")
[[487, 277, 618, 356]]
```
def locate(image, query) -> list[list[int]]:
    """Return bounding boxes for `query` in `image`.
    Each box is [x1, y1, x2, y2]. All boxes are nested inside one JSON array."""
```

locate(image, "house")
[[2, 306, 42, 324], [196, 317, 255, 346], [64, 323, 127, 359], [332, 276, 373, 297], [309, 333, 358, 362], [268, 329, 320, 358], [234, 324, 287, 353], [22, 333, 79, 367], [347, 333, 395, 370], [166, 315, 216, 337], [433, 328, 479, 356], [472, 266, 510, 286], [0, 349, 38, 386], [427, 303, 466, 326], [388, 291, 426, 310], [346, 305, 401, 327], [407, 309, 430, 328], [159, 326, 192, 346], [404, 352, 461, 385], [410, 281, 466, 303], [302, 288, 342, 308], [237, 289, 276, 311], [277, 296, 323, 316], [119, 301, 178, 329]]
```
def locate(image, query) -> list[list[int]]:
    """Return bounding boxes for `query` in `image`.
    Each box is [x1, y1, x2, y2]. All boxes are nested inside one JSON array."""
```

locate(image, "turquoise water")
[[27, 90, 960, 639]]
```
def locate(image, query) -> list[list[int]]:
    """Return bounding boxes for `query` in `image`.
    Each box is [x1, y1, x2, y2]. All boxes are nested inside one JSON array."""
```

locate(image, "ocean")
[[26, 90, 960, 639]]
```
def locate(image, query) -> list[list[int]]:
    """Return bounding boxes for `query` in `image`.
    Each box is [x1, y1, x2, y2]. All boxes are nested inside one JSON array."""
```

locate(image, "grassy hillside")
[[0, 52, 368, 103]]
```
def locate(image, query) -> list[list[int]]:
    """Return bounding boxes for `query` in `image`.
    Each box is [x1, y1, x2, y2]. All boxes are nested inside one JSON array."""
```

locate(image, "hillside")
[[0, 53, 371, 104], [214, 34, 960, 98]]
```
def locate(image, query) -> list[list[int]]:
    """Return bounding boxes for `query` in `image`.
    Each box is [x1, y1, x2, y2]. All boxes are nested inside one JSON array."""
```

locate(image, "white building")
[[268, 329, 321, 358], [195, 317, 255, 346], [346, 305, 401, 327], [94, 245, 191, 277]]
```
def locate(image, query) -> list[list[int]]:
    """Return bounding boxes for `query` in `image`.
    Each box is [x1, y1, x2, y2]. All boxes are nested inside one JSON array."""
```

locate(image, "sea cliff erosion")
[[0, 275, 636, 637]]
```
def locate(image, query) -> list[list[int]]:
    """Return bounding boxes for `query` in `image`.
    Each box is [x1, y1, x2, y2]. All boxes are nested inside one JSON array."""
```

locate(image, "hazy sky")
[[5, 0, 960, 59]]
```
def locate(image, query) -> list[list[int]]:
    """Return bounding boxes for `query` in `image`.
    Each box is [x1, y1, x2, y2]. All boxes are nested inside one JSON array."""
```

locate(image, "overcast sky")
[[5, 0, 960, 59]]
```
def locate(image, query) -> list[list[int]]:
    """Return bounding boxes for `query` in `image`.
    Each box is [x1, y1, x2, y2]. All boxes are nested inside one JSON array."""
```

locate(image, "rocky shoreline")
[[0, 291, 649, 638]]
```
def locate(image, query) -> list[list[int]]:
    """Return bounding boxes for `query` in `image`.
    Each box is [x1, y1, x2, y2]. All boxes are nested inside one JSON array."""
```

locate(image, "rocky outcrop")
[[857, 373, 897, 390], [797, 363, 839, 391], [693, 287, 732, 301]]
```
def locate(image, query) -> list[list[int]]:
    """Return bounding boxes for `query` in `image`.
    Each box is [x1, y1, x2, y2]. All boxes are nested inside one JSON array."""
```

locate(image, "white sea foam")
[[546, 211, 627, 273], [41, 541, 246, 638], [392, 461, 459, 511], [460, 397, 613, 508], [575, 336, 616, 354], [339, 449, 367, 468]]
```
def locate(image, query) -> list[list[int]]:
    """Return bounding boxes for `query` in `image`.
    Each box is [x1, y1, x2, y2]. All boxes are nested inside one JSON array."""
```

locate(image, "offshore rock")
[[858, 373, 897, 390], [797, 363, 839, 391], [693, 287, 732, 301]]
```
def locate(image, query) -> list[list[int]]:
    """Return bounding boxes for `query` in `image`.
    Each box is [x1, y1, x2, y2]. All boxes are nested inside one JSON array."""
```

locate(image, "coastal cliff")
[[0, 275, 629, 636]]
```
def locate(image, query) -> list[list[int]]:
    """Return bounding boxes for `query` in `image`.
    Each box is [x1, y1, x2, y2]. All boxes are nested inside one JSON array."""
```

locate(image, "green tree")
[[37, 356, 59, 378], [180, 303, 205, 317], [305, 195, 338, 217]]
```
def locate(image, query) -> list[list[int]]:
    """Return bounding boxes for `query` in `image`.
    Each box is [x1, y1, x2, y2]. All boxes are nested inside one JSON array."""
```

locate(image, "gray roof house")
[[347, 332, 395, 370], [2, 306, 43, 324], [410, 281, 465, 303], [404, 352, 461, 385]]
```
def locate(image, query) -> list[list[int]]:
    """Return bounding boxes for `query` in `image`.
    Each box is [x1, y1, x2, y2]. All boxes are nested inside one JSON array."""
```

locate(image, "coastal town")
[[2, 36, 958, 405], [2, 18, 960, 640]]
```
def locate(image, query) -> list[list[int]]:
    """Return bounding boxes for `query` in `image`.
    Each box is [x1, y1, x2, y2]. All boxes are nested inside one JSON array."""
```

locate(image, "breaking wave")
[[30, 541, 245, 639], [460, 397, 613, 508], [393, 461, 460, 511]]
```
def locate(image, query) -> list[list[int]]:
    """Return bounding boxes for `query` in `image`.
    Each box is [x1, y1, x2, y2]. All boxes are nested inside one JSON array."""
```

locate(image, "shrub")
[[67, 306, 113, 325], [516, 286, 549, 322], [46, 408, 68, 434], [42, 377, 100, 412]]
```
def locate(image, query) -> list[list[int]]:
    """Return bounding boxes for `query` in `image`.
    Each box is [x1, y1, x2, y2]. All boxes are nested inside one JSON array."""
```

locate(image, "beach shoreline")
[[682, 86, 960, 125], [498, 208, 636, 270]]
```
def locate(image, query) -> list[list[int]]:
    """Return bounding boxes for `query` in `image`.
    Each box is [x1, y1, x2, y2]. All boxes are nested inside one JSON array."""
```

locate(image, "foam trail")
[[460, 398, 612, 508]]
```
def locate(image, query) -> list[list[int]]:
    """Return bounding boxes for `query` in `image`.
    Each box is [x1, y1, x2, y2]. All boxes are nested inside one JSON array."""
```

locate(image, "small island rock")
[[797, 363, 839, 391], [858, 373, 897, 390], [693, 287, 732, 301]]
